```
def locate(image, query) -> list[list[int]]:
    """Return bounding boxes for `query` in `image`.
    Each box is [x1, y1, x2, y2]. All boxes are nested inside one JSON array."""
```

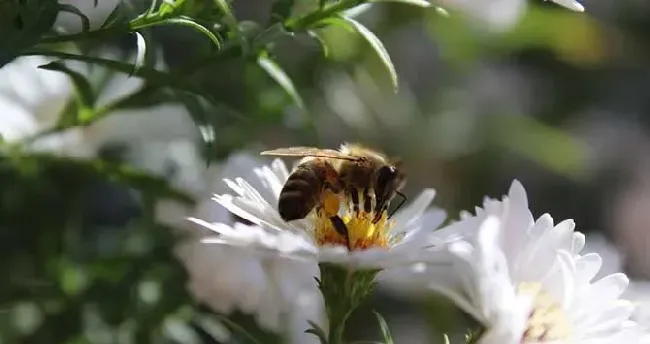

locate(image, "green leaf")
[[213, 0, 248, 54], [270, 0, 295, 24], [370, 0, 431, 7], [56, 4, 91, 32], [157, 0, 187, 16], [373, 311, 394, 344], [25, 50, 248, 122], [101, 2, 128, 28], [213, 0, 235, 18], [131, 17, 222, 50], [38, 61, 95, 111], [212, 314, 263, 344], [103, 86, 177, 112], [305, 321, 328, 344], [307, 30, 329, 57], [321, 15, 398, 92], [147, 0, 159, 16], [257, 54, 305, 108]]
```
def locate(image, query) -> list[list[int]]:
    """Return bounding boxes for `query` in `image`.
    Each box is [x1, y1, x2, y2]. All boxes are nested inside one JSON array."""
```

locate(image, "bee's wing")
[[260, 147, 361, 161]]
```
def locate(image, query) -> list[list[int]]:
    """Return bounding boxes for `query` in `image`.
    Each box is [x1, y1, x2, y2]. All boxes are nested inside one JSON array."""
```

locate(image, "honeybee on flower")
[[189, 143, 447, 268]]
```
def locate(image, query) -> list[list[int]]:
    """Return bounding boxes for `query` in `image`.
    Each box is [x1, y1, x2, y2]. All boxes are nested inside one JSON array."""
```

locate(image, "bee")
[[260, 144, 407, 231]]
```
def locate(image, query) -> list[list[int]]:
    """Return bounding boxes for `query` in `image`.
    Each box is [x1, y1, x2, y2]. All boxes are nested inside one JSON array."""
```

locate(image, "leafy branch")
[[22, 0, 435, 141]]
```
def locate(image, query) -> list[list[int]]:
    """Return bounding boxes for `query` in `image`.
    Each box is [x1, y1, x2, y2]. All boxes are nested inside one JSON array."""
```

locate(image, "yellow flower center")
[[517, 282, 571, 343], [313, 190, 396, 250]]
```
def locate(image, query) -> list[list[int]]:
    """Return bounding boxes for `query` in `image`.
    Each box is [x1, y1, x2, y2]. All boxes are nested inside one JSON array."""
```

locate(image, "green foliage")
[[306, 320, 329, 344], [317, 15, 399, 92], [373, 311, 394, 344], [0, 0, 612, 343]]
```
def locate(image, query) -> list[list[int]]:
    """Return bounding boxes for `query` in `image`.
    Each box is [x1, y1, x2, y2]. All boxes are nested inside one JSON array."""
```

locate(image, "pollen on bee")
[[314, 207, 394, 250]]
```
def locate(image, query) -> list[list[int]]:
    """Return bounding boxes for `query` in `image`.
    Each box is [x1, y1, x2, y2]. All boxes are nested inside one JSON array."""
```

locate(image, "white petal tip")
[[509, 179, 525, 195], [569, 1, 585, 12], [422, 188, 437, 200], [552, 0, 585, 12], [435, 6, 450, 17]]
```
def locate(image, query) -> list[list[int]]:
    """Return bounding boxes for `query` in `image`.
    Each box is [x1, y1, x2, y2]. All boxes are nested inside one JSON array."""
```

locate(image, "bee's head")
[[373, 162, 406, 221]]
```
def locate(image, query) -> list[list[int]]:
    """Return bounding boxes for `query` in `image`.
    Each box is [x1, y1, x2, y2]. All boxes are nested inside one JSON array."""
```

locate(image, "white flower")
[[625, 282, 650, 342], [0, 56, 91, 157], [0, 52, 198, 163], [190, 150, 447, 269], [173, 152, 324, 344], [423, 181, 639, 344]]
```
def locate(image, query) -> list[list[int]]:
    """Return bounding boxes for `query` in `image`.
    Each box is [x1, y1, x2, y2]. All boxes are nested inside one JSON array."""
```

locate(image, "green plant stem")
[[39, 26, 130, 44], [318, 263, 379, 344], [285, 0, 364, 31]]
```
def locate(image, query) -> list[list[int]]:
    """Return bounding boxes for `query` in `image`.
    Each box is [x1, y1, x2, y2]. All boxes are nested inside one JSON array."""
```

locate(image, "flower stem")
[[318, 263, 380, 344]]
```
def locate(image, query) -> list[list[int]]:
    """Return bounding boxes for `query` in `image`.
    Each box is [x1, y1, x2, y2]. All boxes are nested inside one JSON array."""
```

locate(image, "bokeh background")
[[2, 0, 650, 342]]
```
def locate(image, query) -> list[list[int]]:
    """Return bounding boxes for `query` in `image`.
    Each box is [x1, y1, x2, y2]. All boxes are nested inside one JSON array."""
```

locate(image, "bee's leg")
[[372, 204, 387, 223], [348, 187, 360, 216], [362, 188, 372, 214], [329, 216, 350, 250]]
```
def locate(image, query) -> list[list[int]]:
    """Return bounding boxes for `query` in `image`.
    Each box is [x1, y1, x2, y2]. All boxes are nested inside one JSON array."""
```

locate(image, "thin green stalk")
[[39, 26, 129, 44], [285, 0, 364, 31]]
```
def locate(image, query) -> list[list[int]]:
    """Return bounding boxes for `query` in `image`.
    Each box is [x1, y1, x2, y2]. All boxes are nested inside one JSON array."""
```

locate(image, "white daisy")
[[625, 282, 650, 343], [189, 150, 447, 269], [422, 180, 639, 344], [173, 152, 324, 344]]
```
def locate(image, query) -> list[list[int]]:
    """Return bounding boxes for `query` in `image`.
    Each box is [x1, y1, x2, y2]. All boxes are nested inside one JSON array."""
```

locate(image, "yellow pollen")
[[314, 207, 394, 251], [517, 282, 572, 343]]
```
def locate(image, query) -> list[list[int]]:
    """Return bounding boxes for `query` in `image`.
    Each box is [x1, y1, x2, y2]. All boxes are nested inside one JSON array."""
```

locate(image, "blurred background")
[[2, 0, 650, 342]]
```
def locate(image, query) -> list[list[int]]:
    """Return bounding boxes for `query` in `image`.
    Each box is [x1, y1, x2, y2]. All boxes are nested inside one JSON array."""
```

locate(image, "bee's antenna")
[[388, 191, 407, 218]]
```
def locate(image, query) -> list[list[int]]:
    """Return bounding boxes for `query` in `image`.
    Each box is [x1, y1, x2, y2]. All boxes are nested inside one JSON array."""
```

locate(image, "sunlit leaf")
[[307, 30, 329, 57], [319, 15, 398, 92], [131, 17, 221, 50], [343, 3, 373, 18], [374, 311, 394, 344], [158, 0, 187, 16], [257, 54, 305, 108], [147, 0, 159, 15], [57, 4, 91, 32]]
